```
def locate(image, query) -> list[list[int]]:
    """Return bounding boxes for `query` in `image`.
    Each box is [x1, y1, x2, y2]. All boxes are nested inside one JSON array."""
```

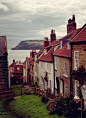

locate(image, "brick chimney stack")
[[44, 37, 49, 48], [50, 29, 56, 43], [67, 15, 76, 34]]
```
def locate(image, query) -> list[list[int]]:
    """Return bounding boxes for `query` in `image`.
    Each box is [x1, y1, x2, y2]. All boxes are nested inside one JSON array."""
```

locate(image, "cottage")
[[39, 30, 59, 94], [70, 23, 86, 100]]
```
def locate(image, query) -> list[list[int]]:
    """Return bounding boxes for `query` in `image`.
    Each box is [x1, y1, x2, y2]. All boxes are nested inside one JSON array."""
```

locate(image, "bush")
[[47, 95, 79, 117], [42, 95, 49, 103]]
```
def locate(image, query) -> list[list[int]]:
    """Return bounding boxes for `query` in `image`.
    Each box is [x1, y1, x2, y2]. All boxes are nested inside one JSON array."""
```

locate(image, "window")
[[60, 40, 62, 49], [17, 67, 19, 70], [60, 80, 64, 95], [64, 62, 67, 75], [67, 42, 70, 49], [74, 80, 79, 99], [74, 51, 79, 70], [64, 84, 68, 96], [47, 63, 51, 72], [41, 62, 44, 70], [49, 80, 51, 88], [54, 57, 57, 70], [41, 76, 43, 84]]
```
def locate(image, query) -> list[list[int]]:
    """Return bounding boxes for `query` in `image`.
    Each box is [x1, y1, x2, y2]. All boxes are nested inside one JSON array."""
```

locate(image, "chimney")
[[50, 29, 56, 43], [67, 15, 76, 34], [13, 59, 15, 63], [44, 37, 49, 48]]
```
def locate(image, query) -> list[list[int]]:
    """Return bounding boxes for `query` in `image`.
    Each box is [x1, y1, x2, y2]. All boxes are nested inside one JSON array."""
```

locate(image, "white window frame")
[[41, 76, 43, 84], [64, 84, 68, 96], [60, 40, 62, 49], [17, 67, 19, 71], [74, 51, 79, 70], [64, 61, 67, 75], [49, 80, 51, 89], [67, 42, 70, 49], [74, 80, 79, 99], [60, 80, 63, 95]]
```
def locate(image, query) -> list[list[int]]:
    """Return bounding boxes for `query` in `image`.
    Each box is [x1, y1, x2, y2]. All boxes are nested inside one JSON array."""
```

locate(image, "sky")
[[0, 0, 86, 49]]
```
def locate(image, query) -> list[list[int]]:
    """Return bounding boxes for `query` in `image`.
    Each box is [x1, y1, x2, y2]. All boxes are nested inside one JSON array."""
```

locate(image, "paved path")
[[13, 85, 33, 99]]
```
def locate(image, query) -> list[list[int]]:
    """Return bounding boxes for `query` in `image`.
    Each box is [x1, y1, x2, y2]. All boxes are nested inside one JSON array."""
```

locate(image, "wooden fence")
[[0, 90, 14, 99]]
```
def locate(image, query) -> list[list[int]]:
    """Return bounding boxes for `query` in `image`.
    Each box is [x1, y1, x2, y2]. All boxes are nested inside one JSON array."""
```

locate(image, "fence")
[[0, 90, 13, 99]]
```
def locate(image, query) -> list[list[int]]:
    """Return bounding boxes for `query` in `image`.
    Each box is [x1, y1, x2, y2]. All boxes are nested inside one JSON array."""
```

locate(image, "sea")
[[8, 49, 39, 66]]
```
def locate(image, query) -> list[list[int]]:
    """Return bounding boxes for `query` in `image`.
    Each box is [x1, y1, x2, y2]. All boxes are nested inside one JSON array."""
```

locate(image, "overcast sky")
[[0, 0, 86, 49]]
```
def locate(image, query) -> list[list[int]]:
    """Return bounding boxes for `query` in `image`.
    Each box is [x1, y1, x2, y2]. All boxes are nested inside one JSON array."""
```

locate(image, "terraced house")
[[70, 24, 86, 102], [38, 30, 60, 94]]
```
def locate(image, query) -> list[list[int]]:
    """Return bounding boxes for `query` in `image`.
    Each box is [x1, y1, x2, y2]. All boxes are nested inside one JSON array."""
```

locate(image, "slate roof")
[[70, 24, 86, 43], [53, 43, 71, 57], [0, 36, 5, 56]]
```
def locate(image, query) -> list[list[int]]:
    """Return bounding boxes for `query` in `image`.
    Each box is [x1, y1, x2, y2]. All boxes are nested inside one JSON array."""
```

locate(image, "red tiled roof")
[[28, 57, 34, 63], [45, 40, 60, 49], [30, 61, 34, 66], [39, 47, 54, 62], [70, 24, 86, 43], [53, 43, 71, 57], [9, 62, 16, 68]]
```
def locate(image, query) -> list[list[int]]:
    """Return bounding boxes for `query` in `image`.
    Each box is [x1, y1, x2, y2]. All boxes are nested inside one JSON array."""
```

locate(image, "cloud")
[[0, 3, 9, 12], [0, 0, 86, 49]]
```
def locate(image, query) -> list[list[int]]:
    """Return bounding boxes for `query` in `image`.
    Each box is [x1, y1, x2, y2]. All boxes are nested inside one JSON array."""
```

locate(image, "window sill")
[[74, 96, 79, 99], [63, 74, 68, 78]]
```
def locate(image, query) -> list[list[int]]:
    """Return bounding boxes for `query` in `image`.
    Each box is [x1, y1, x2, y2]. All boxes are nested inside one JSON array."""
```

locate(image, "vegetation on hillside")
[[11, 40, 44, 50]]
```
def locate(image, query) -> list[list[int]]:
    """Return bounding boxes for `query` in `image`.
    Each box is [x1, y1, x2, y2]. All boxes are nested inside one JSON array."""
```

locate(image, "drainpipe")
[[51, 53, 55, 96], [70, 44, 73, 97]]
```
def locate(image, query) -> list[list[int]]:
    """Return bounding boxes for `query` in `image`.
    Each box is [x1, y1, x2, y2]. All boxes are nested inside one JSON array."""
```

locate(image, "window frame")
[[74, 51, 79, 70], [74, 80, 79, 99], [64, 61, 67, 75]]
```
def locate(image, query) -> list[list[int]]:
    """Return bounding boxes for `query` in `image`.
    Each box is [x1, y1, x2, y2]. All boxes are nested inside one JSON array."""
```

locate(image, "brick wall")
[[72, 43, 86, 70], [72, 43, 86, 98]]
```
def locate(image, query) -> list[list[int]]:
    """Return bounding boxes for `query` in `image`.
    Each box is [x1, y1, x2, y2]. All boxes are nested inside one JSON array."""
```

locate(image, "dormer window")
[[67, 42, 70, 49], [60, 40, 62, 49], [44, 49, 47, 54]]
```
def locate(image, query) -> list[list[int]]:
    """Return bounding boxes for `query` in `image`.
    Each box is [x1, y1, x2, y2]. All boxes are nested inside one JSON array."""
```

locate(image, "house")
[[53, 15, 81, 97], [23, 57, 29, 84], [9, 60, 23, 85], [28, 50, 36, 85], [0, 36, 8, 92], [70, 23, 86, 101], [38, 30, 60, 94], [34, 49, 44, 87]]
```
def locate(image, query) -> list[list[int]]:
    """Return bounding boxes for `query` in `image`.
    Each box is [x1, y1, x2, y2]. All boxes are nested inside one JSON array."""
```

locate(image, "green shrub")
[[47, 95, 79, 117], [42, 95, 49, 103]]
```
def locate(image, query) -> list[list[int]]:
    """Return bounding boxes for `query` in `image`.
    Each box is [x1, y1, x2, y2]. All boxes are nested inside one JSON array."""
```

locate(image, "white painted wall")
[[39, 61, 54, 94]]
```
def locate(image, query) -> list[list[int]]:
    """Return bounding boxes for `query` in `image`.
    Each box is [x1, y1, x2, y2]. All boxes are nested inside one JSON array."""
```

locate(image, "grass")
[[9, 94, 63, 118], [13, 85, 28, 96], [0, 99, 16, 118]]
